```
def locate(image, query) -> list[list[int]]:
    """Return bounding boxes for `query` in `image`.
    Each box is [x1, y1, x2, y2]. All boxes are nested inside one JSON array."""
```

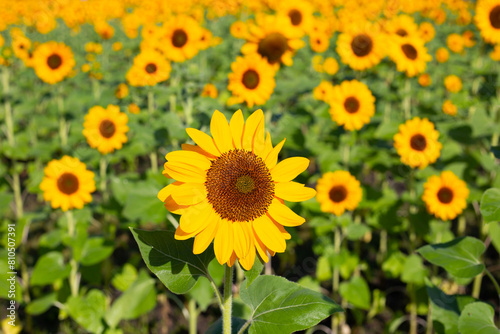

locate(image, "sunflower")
[[316, 171, 362, 216], [418, 73, 432, 87], [309, 31, 330, 53], [418, 22, 436, 42], [393, 117, 442, 169], [462, 30, 476, 47], [277, 0, 314, 36], [157, 109, 316, 270], [12, 36, 31, 61], [490, 44, 500, 60], [323, 57, 339, 75], [126, 49, 171, 87], [313, 80, 334, 102], [384, 14, 419, 38], [436, 47, 450, 63], [82, 105, 129, 154], [389, 36, 432, 77], [227, 54, 276, 107], [442, 100, 457, 116], [230, 20, 249, 39], [444, 75, 462, 93], [328, 80, 375, 131], [475, 0, 500, 44], [336, 24, 386, 71], [158, 15, 203, 62], [32, 41, 75, 84], [201, 83, 218, 98], [40, 156, 96, 212], [446, 33, 465, 53], [241, 14, 305, 66], [115, 83, 129, 99], [422, 171, 469, 220]]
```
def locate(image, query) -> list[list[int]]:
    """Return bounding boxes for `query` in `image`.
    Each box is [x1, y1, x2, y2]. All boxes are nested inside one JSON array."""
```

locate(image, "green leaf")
[[243, 257, 264, 286], [111, 263, 138, 292], [401, 254, 428, 285], [417, 237, 485, 279], [105, 270, 156, 329], [130, 228, 215, 294], [189, 277, 215, 311], [492, 146, 500, 159], [239, 275, 342, 334], [480, 188, 500, 223], [339, 276, 371, 310], [345, 224, 371, 241], [26, 293, 56, 315], [80, 237, 114, 266], [488, 222, 500, 254], [30, 252, 71, 286], [67, 289, 107, 334], [458, 302, 499, 334]]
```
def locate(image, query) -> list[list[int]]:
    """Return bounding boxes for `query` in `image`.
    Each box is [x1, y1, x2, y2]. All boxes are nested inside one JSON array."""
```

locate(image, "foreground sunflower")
[[328, 80, 375, 131], [32, 41, 75, 84], [227, 54, 276, 107], [40, 156, 96, 211], [83, 105, 129, 154], [316, 171, 362, 216], [475, 0, 500, 44], [157, 109, 316, 270], [422, 171, 469, 220], [393, 117, 442, 169]]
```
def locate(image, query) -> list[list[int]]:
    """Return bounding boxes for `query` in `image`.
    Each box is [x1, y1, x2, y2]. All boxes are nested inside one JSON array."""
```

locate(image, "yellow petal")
[[174, 226, 198, 240], [186, 128, 220, 157], [267, 198, 305, 227], [271, 157, 309, 183], [264, 138, 286, 169], [166, 150, 211, 170], [253, 229, 269, 263], [242, 109, 264, 151], [252, 215, 286, 253], [227, 251, 237, 267], [233, 221, 251, 259], [211, 110, 233, 153], [214, 219, 234, 264], [193, 214, 220, 254], [163, 161, 206, 183], [179, 200, 213, 234], [171, 183, 207, 206], [230, 109, 244, 149], [181, 143, 217, 159], [275, 182, 317, 202], [262, 131, 273, 158], [239, 241, 256, 271]]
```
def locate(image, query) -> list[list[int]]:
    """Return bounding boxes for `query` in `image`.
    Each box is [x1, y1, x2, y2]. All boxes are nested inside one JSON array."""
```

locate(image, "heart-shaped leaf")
[[480, 188, 500, 224], [458, 302, 500, 334]]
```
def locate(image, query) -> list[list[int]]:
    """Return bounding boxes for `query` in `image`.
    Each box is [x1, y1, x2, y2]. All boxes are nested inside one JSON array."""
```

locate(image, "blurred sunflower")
[[126, 49, 171, 87], [241, 14, 305, 66], [313, 80, 334, 102], [337, 25, 385, 70], [230, 21, 249, 39], [393, 117, 442, 169], [32, 41, 75, 84], [475, 0, 500, 44], [158, 109, 316, 270], [40, 156, 96, 212], [323, 57, 339, 75], [83, 105, 129, 154], [446, 33, 465, 53], [329, 80, 375, 131], [227, 54, 276, 107], [309, 32, 330, 53], [418, 22, 436, 42], [159, 15, 203, 62], [316, 171, 362, 216], [384, 14, 419, 38], [115, 83, 129, 99], [436, 47, 450, 63], [462, 30, 476, 47], [418, 73, 432, 87], [490, 44, 500, 60], [442, 100, 457, 116], [12, 36, 31, 60], [201, 83, 218, 98], [444, 75, 462, 93], [277, 0, 314, 36], [389, 36, 432, 77], [422, 171, 469, 220], [128, 102, 140, 114]]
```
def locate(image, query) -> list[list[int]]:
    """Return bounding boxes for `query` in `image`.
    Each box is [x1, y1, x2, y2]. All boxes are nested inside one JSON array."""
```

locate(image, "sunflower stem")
[[56, 85, 68, 148], [148, 90, 158, 174], [403, 79, 411, 120], [12, 169, 23, 219], [223, 264, 233, 334], [331, 225, 342, 334], [409, 283, 417, 334], [484, 269, 500, 308], [99, 155, 108, 200], [188, 298, 198, 334], [2, 67, 15, 147], [457, 215, 466, 236], [66, 210, 80, 297]]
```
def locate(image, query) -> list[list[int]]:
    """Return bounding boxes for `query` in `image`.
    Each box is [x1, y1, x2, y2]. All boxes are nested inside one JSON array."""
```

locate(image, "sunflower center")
[[57, 173, 79, 195], [172, 29, 188, 48], [437, 187, 454, 204], [99, 119, 116, 138], [396, 28, 408, 37], [47, 53, 62, 69], [410, 134, 427, 151], [489, 6, 500, 29], [257, 32, 288, 63], [351, 34, 373, 57], [242, 69, 260, 89], [145, 63, 157, 74], [329, 185, 347, 203], [344, 97, 360, 113], [205, 149, 275, 222], [289, 9, 303, 26], [402, 43, 418, 60]]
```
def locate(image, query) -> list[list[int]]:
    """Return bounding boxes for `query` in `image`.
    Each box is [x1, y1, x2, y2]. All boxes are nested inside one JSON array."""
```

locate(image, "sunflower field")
[[1, 0, 500, 333]]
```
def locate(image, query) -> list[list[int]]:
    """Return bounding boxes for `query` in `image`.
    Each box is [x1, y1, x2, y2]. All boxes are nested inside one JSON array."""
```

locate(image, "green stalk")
[[331, 226, 342, 334], [66, 211, 79, 297], [188, 298, 198, 334], [99, 156, 108, 200], [403, 79, 412, 120], [148, 91, 158, 174], [409, 283, 417, 334], [484, 269, 500, 307], [2, 68, 14, 146], [223, 264, 233, 334], [457, 216, 466, 236], [57, 92, 68, 148]]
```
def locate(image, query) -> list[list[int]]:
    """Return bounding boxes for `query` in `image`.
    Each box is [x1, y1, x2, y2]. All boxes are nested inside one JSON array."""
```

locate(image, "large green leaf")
[[105, 270, 157, 329], [130, 228, 215, 294], [67, 289, 107, 334], [239, 275, 342, 334], [30, 251, 71, 286], [480, 188, 500, 224], [458, 302, 500, 334], [339, 276, 371, 310], [417, 237, 485, 279], [401, 254, 428, 285], [243, 256, 264, 286]]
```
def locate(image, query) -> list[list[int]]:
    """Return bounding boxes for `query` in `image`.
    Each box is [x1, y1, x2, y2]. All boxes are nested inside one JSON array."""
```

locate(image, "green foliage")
[[339, 276, 371, 310], [30, 251, 71, 286], [458, 302, 500, 334], [480, 188, 500, 223]]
